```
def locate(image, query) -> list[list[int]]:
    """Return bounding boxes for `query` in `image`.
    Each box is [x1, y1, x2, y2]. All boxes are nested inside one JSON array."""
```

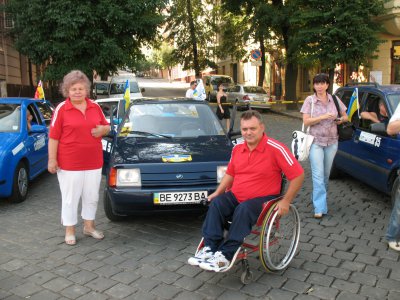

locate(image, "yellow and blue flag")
[[123, 80, 130, 110], [347, 88, 359, 121]]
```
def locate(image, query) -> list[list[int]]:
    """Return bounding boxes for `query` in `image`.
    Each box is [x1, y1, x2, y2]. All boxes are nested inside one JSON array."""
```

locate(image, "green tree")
[[291, 0, 385, 91], [156, 43, 179, 82], [4, 0, 166, 82], [165, 0, 217, 77]]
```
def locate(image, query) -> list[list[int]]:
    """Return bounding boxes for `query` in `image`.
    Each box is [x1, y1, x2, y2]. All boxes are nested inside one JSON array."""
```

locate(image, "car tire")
[[10, 161, 29, 203], [103, 190, 125, 222], [329, 161, 340, 179], [391, 177, 400, 208]]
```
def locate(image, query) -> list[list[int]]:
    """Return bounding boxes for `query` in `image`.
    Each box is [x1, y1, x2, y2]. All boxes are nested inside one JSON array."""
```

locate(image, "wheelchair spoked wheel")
[[259, 203, 300, 272]]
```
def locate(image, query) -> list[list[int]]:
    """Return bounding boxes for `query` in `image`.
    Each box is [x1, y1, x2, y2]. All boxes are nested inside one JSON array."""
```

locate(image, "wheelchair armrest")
[[256, 196, 283, 226]]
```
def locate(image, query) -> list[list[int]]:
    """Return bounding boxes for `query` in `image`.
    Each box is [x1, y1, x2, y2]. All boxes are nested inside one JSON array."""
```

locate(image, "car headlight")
[[217, 166, 227, 183], [117, 169, 141, 187]]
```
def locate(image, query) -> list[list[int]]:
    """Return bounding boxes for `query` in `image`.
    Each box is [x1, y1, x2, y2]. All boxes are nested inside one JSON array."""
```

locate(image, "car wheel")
[[329, 161, 340, 179], [10, 161, 29, 203], [391, 177, 400, 208], [103, 190, 125, 222]]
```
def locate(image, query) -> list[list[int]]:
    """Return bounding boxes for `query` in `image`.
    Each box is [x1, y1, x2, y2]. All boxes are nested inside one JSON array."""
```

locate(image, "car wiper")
[[128, 130, 172, 139]]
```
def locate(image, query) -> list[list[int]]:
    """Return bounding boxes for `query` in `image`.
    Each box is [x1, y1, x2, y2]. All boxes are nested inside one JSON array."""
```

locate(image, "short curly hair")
[[60, 70, 91, 98]]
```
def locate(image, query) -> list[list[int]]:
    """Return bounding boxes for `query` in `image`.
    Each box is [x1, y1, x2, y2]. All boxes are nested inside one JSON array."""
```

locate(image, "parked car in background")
[[108, 75, 145, 99], [93, 81, 110, 100], [102, 99, 235, 221], [0, 98, 51, 202], [204, 75, 234, 102], [226, 84, 272, 110], [332, 83, 400, 206]]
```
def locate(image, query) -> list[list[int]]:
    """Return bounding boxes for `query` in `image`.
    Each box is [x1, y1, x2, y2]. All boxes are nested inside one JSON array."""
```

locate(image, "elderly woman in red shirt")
[[300, 73, 348, 219], [48, 70, 110, 245]]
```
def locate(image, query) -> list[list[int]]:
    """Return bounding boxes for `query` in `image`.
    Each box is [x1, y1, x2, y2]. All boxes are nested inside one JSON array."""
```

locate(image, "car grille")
[[141, 171, 216, 187]]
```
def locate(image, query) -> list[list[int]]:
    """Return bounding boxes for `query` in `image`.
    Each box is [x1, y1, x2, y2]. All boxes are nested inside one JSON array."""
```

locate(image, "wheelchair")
[[194, 196, 301, 284]]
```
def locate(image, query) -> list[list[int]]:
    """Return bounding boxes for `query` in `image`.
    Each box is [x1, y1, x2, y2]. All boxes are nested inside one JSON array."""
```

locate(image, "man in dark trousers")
[[188, 110, 304, 272]]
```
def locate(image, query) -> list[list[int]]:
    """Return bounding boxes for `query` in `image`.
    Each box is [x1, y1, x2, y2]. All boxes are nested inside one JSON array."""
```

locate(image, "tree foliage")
[[5, 0, 167, 81], [291, 0, 385, 70], [165, 0, 217, 76]]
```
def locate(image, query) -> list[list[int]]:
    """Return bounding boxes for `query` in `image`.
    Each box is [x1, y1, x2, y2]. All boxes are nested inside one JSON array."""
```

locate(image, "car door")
[[25, 104, 48, 177], [348, 91, 392, 191]]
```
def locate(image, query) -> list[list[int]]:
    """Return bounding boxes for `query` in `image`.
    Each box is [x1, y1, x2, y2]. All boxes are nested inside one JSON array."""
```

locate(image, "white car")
[[108, 75, 145, 99], [226, 84, 271, 109], [95, 98, 125, 124]]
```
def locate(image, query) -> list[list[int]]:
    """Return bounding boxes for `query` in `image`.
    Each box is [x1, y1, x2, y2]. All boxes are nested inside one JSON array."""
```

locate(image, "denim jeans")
[[386, 186, 400, 242], [309, 142, 338, 214]]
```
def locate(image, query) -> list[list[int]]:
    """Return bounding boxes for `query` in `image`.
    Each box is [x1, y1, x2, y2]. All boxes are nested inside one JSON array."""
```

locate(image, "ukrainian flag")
[[123, 80, 130, 110], [347, 88, 359, 122]]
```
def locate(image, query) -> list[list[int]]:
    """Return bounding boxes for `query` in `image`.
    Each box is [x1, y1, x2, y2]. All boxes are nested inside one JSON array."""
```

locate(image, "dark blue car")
[[0, 98, 53, 202], [102, 99, 234, 221], [332, 84, 400, 205]]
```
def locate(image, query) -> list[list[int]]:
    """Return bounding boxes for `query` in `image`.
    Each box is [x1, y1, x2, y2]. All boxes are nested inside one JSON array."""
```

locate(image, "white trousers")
[[57, 168, 102, 226]]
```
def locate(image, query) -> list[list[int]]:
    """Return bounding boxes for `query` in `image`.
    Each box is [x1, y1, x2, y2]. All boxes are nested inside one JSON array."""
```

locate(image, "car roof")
[[0, 98, 45, 104], [338, 84, 400, 95], [131, 98, 210, 105]]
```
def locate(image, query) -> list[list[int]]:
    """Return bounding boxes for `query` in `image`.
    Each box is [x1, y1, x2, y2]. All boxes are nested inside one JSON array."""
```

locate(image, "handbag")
[[291, 101, 314, 161], [332, 95, 355, 141]]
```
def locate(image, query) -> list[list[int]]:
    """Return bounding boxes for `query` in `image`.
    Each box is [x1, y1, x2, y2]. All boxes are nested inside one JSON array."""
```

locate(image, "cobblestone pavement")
[[0, 112, 399, 300]]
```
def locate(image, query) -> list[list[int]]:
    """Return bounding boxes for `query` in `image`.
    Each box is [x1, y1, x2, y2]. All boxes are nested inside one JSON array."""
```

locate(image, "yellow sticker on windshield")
[[162, 154, 192, 163]]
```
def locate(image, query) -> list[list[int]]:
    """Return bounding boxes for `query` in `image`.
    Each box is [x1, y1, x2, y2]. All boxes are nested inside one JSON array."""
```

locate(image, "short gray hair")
[[60, 70, 91, 98]]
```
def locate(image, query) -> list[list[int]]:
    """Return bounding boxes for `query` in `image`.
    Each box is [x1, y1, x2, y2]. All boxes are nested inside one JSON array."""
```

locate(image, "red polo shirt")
[[49, 98, 109, 171], [226, 134, 303, 202]]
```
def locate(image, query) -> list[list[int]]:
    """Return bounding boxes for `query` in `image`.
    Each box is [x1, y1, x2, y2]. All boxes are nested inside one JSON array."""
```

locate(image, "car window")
[[110, 81, 140, 94], [120, 103, 224, 138], [97, 102, 118, 119], [0, 104, 20, 132], [387, 94, 400, 113], [95, 83, 110, 96], [234, 86, 241, 92], [28, 104, 43, 126], [357, 93, 384, 131], [36, 102, 53, 126], [244, 86, 266, 94]]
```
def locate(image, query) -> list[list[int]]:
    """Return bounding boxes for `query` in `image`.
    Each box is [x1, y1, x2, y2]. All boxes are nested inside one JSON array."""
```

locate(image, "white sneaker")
[[388, 241, 400, 252], [199, 251, 230, 272], [188, 246, 213, 266]]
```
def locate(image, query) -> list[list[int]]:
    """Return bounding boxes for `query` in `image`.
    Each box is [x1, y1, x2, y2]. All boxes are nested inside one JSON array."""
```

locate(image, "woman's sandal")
[[65, 235, 76, 246], [83, 228, 104, 240]]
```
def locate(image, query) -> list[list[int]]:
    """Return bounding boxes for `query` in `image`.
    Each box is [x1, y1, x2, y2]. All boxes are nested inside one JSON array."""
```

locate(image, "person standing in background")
[[186, 81, 197, 98], [300, 73, 348, 219], [48, 70, 110, 245], [216, 83, 231, 130]]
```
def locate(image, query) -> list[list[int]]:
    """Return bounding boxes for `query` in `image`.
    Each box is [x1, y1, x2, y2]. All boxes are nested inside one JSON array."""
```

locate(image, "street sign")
[[251, 49, 262, 60], [251, 60, 262, 66]]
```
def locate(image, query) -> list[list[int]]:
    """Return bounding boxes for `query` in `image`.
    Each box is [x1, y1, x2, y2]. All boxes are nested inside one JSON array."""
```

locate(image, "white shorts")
[[57, 168, 102, 226]]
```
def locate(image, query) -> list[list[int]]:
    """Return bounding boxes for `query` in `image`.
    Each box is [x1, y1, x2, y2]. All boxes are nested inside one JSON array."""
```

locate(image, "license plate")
[[154, 191, 208, 205]]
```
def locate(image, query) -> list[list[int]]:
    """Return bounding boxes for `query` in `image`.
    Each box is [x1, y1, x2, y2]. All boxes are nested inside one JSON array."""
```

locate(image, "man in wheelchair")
[[188, 110, 304, 272]]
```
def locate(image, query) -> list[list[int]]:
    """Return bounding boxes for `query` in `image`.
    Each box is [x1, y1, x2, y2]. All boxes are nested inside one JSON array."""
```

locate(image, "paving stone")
[[282, 279, 311, 294], [336, 291, 367, 300], [60, 284, 91, 299], [75, 291, 108, 300], [13, 265, 43, 279], [111, 271, 141, 285], [354, 254, 380, 266], [283, 268, 310, 281], [157, 259, 185, 272], [294, 295, 320, 300], [42, 277, 74, 293], [136, 264, 161, 278], [349, 272, 377, 286], [307, 285, 340, 300], [131, 290, 158, 300], [330, 241, 353, 252], [196, 282, 225, 298], [359, 285, 388, 299], [388, 291, 400, 300], [376, 278, 400, 292], [331, 279, 360, 293], [174, 290, 205, 300], [329, 233, 347, 242], [131, 277, 161, 292], [85, 277, 117, 292], [256, 273, 287, 288], [1, 259, 28, 272], [174, 275, 204, 291], [28, 289, 60, 300], [317, 255, 341, 267], [28, 270, 57, 285], [309, 237, 332, 247], [340, 261, 365, 272], [86, 250, 110, 261], [266, 288, 296, 300], [151, 283, 182, 299], [104, 282, 137, 299], [53, 264, 81, 277], [314, 246, 335, 256], [217, 289, 253, 300], [325, 267, 351, 280], [298, 250, 320, 261], [302, 262, 328, 274], [68, 270, 98, 285], [364, 265, 390, 278], [389, 267, 400, 281], [9, 281, 42, 298], [79, 259, 105, 271], [94, 264, 122, 278], [333, 250, 357, 261], [153, 270, 182, 284], [306, 273, 334, 287]]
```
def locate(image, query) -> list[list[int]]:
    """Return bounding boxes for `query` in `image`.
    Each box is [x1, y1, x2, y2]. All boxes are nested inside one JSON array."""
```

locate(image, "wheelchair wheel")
[[259, 203, 300, 272]]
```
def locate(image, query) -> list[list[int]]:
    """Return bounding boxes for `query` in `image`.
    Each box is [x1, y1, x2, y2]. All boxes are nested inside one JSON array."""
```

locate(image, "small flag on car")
[[34, 80, 45, 100]]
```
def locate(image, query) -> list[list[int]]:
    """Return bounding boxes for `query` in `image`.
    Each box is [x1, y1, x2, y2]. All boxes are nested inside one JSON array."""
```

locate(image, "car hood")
[[112, 136, 232, 165]]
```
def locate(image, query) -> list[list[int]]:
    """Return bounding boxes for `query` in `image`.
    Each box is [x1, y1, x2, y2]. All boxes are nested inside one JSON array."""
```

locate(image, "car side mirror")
[[370, 122, 388, 136], [30, 124, 47, 133]]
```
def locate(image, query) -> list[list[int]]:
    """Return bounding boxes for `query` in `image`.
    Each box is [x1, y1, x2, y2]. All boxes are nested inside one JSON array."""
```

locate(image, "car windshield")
[[211, 77, 233, 85], [387, 94, 400, 113], [244, 86, 267, 94], [0, 104, 21, 132], [119, 103, 225, 138], [110, 81, 140, 94]]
